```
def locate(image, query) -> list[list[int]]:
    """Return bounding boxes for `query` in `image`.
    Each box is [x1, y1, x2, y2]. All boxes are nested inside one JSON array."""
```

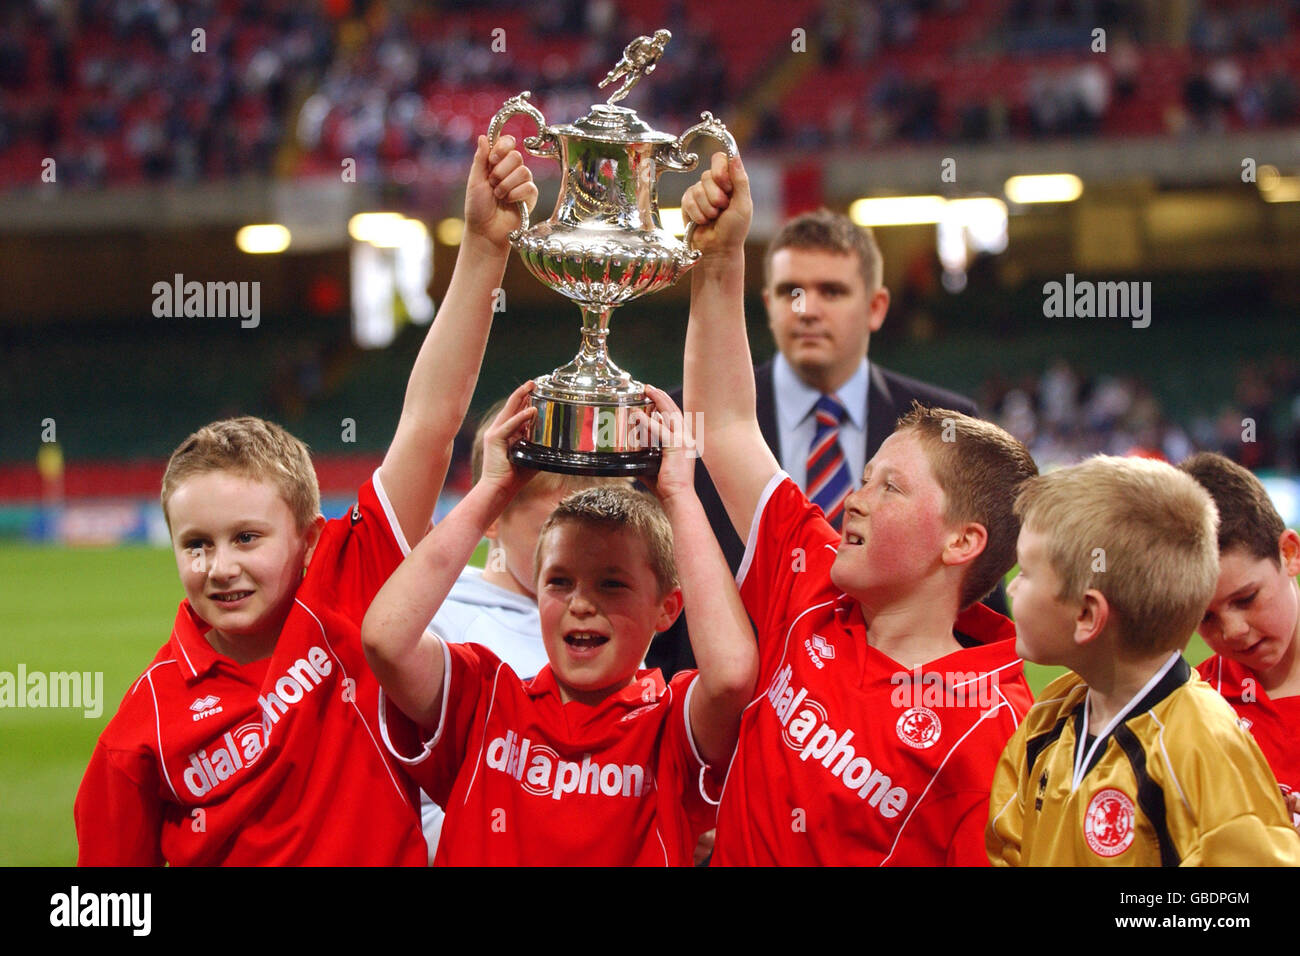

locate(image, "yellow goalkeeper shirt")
[[987, 654, 1300, 866]]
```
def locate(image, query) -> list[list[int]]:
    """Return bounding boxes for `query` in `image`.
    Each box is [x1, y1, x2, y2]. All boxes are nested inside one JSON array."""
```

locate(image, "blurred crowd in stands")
[[5, 0, 1300, 188], [768, 0, 1300, 148], [0, 0, 335, 186], [291, 0, 728, 187], [984, 356, 1300, 473]]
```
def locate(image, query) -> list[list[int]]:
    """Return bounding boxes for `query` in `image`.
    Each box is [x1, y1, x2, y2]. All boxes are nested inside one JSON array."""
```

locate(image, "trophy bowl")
[[486, 36, 736, 476]]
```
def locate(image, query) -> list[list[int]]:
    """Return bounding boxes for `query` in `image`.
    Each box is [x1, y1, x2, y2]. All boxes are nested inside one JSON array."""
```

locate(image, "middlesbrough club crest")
[[896, 706, 942, 749], [1084, 788, 1135, 857]]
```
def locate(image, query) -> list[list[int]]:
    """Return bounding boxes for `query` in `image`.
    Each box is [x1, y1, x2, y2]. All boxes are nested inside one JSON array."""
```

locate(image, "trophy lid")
[[549, 104, 678, 145]]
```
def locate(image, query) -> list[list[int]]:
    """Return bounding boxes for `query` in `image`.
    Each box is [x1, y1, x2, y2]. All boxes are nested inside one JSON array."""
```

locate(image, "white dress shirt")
[[772, 352, 871, 491]]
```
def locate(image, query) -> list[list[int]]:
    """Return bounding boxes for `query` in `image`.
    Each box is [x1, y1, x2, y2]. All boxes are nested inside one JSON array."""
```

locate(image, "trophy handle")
[[487, 91, 559, 240], [665, 112, 739, 256]]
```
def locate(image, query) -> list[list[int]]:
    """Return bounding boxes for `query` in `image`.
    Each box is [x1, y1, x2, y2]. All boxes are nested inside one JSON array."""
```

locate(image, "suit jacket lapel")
[[866, 362, 897, 460], [755, 359, 781, 461]]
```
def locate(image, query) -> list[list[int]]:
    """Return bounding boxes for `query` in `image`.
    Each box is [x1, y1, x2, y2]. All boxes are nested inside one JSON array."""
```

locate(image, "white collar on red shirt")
[[168, 600, 274, 684]]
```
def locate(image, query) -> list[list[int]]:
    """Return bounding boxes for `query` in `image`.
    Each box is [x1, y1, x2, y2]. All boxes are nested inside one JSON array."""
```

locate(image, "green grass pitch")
[[0, 544, 1208, 866], [0, 544, 181, 866]]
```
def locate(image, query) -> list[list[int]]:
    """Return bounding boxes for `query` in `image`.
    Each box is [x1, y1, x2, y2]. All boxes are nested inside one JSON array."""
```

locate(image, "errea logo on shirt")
[[486, 730, 652, 801], [803, 634, 835, 669], [766, 664, 909, 818], [190, 695, 222, 721]]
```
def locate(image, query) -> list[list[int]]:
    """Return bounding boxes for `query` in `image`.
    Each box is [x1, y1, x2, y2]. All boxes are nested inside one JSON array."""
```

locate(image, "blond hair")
[[896, 404, 1038, 609], [1014, 456, 1220, 655], [534, 486, 677, 598], [161, 417, 320, 531]]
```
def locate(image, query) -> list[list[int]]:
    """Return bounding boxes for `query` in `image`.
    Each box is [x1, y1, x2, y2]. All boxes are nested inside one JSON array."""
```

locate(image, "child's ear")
[[302, 514, 327, 569], [1073, 589, 1110, 648], [942, 521, 988, 568], [655, 586, 684, 633], [1278, 529, 1300, 577]]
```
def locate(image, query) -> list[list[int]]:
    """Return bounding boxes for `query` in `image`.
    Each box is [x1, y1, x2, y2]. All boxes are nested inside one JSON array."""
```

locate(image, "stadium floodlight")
[[951, 197, 1008, 239], [1258, 165, 1300, 203], [369, 217, 428, 249], [659, 207, 686, 237], [235, 224, 291, 254], [436, 217, 465, 246], [937, 197, 1008, 293], [1004, 174, 1084, 204], [351, 213, 435, 348], [849, 195, 948, 226], [348, 212, 407, 243]]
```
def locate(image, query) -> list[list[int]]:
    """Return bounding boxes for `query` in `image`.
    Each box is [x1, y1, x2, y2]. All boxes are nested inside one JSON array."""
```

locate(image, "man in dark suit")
[[651, 209, 986, 675]]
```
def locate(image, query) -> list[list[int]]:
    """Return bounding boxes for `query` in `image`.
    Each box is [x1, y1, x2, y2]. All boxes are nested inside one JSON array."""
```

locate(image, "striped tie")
[[806, 394, 853, 531]]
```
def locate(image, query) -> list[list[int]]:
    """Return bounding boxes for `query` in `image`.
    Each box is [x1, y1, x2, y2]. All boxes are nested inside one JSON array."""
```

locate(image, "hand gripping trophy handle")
[[486, 91, 560, 241], [668, 112, 739, 260]]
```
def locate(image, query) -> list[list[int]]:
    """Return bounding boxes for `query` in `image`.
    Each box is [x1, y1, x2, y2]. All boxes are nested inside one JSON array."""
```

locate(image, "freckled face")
[[830, 431, 951, 602]]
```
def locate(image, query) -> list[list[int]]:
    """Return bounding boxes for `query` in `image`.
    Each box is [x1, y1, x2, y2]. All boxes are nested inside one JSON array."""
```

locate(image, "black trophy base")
[[510, 442, 661, 477]]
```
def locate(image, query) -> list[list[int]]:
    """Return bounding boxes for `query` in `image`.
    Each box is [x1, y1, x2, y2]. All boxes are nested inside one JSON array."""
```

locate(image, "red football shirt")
[[1197, 654, 1300, 823], [75, 472, 427, 866], [712, 474, 1034, 866], [381, 640, 719, 865]]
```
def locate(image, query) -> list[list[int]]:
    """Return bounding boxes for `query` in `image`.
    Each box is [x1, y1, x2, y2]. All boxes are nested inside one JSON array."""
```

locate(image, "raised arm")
[[681, 152, 780, 542], [378, 135, 538, 545], [363, 383, 538, 727], [639, 386, 758, 765]]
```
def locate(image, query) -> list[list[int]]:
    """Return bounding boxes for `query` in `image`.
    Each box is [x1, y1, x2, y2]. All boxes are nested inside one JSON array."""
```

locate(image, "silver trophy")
[[487, 29, 736, 475]]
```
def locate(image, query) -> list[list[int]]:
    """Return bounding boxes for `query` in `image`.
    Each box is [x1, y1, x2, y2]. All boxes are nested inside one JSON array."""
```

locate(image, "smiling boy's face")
[[535, 520, 681, 706], [1199, 536, 1300, 680], [167, 470, 322, 660]]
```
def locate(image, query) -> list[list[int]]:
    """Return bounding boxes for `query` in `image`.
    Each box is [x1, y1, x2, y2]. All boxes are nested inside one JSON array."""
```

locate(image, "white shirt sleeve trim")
[[378, 636, 453, 766], [735, 470, 790, 589], [680, 674, 725, 808], [371, 467, 414, 558], [681, 674, 708, 770], [144, 668, 182, 803]]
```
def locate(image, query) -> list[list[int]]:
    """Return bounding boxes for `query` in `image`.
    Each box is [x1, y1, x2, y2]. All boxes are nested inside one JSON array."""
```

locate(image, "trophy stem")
[[578, 304, 615, 366], [542, 303, 635, 391]]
